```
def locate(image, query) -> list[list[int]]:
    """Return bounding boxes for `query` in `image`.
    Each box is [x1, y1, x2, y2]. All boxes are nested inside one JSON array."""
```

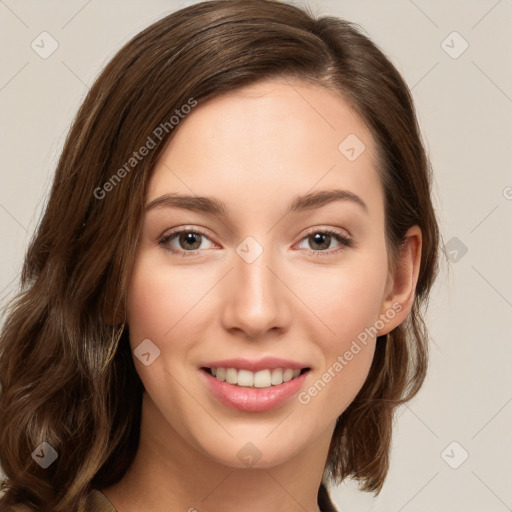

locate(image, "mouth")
[[200, 365, 312, 413], [201, 366, 311, 388]]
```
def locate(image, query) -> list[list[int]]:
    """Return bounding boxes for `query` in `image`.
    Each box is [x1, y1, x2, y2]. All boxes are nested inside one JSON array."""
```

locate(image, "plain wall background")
[[1, 1, 511, 510]]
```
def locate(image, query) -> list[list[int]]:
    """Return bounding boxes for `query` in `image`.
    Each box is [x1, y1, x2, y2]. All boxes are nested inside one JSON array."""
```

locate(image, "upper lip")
[[200, 357, 311, 372]]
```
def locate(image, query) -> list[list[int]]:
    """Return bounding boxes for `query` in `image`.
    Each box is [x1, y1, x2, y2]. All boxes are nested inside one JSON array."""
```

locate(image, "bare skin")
[[102, 78, 422, 512]]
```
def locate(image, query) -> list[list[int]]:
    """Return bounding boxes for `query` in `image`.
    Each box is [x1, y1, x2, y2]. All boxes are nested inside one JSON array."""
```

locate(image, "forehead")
[[164, 77, 375, 157], [147, 78, 383, 220]]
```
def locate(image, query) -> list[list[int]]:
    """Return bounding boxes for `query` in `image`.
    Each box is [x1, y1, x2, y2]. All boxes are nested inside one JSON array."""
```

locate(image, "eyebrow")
[[145, 189, 368, 216]]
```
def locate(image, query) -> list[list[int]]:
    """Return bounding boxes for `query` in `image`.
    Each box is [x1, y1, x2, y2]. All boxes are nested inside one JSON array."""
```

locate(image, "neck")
[[102, 392, 332, 512]]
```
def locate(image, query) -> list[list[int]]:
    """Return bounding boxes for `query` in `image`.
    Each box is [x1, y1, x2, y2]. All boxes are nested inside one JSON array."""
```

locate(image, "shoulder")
[[84, 489, 118, 512]]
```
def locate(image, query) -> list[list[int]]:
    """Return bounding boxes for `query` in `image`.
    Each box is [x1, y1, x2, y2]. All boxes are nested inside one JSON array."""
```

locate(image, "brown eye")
[[297, 229, 353, 256], [159, 228, 215, 255], [176, 232, 203, 250], [308, 233, 333, 251]]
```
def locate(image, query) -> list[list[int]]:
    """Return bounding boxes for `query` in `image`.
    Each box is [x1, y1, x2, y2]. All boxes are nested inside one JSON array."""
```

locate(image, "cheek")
[[126, 253, 204, 345], [125, 255, 206, 410], [294, 249, 389, 344], [126, 272, 168, 346], [295, 268, 381, 420], [292, 244, 388, 413]]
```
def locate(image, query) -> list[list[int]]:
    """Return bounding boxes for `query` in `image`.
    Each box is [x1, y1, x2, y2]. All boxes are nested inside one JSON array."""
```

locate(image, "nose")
[[220, 245, 292, 340]]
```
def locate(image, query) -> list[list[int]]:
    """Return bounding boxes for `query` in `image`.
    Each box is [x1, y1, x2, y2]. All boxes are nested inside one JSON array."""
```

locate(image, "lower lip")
[[200, 369, 309, 412]]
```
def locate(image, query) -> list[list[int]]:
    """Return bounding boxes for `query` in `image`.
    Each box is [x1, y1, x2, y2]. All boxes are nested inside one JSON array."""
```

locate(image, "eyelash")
[[158, 226, 353, 258]]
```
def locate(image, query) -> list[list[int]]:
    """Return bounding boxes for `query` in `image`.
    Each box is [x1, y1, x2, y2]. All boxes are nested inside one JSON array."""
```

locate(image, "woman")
[[0, 1, 440, 510]]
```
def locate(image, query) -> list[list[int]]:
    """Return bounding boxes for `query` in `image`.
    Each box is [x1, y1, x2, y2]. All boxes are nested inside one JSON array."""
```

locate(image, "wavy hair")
[[0, 1, 440, 510]]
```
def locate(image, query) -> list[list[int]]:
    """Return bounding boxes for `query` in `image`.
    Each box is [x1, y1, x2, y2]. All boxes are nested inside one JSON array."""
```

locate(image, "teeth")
[[283, 369, 294, 382], [237, 369, 253, 387], [226, 368, 238, 384], [208, 367, 303, 388], [271, 368, 283, 385]]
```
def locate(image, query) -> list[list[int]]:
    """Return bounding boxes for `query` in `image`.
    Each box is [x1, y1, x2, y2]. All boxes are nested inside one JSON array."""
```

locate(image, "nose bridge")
[[221, 237, 290, 337]]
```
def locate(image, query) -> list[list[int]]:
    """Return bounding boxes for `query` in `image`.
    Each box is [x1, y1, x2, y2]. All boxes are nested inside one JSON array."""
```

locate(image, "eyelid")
[[159, 225, 213, 240], [301, 225, 352, 241]]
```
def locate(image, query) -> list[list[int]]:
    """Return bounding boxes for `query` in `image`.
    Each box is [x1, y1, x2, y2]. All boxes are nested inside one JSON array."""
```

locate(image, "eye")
[[158, 227, 216, 255], [296, 229, 353, 256], [158, 227, 353, 257]]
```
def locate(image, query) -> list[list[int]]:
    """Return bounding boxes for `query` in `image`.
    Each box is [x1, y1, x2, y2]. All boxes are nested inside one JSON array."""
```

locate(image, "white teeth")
[[237, 369, 253, 387], [253, 369, 271, 388], [208, 367, 304, 388], [283, 369, 294, 382], [226, 368, 238, 384], [271, 368, 283, 385]]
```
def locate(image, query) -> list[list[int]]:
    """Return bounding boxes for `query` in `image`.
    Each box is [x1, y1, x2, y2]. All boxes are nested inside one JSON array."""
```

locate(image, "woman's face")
[[126, 78, 406, 468]]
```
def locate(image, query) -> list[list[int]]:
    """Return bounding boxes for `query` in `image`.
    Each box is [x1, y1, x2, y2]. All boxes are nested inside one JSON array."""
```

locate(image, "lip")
[[200, 357, 310, 372], [200, 367, 310, 412]]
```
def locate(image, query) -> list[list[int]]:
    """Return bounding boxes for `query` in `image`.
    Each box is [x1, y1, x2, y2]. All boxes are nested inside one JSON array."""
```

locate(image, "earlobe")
[[377, 225, 422, 335]]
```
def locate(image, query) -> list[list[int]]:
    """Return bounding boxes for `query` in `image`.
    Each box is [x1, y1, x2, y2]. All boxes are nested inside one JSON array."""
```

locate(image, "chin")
[[188, 424, 317, 470]]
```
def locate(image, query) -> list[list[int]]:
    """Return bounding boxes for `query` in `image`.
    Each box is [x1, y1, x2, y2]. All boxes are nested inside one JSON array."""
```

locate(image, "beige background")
[[1, 0, 511, 510]]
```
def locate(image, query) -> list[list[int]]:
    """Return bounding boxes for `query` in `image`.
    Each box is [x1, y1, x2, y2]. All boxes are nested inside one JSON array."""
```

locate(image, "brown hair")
[[0, 1, 440, 510]]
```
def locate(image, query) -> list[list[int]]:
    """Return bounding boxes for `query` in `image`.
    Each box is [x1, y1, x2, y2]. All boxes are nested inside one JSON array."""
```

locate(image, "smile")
[[200, 367, 311, 413], [203, 367, 309, 388]]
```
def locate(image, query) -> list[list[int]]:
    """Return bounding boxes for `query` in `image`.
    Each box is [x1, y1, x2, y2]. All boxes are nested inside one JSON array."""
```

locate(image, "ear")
[[376, 225, 422, 336]]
